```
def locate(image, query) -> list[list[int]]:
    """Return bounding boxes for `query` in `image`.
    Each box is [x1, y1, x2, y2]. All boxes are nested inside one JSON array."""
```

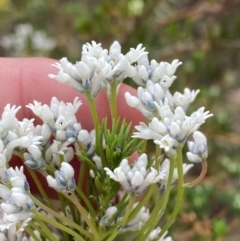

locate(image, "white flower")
[[147, 227, 173, 241], [125, 92, 152, 119], [166, 59, 182, 76], [0, 184, 11, 200], [23, 152, 45, 170], [105, 206, 118, 219], [110, 41, 121, 56], [125, 43, 148, 64], [45, 140, 74, 165], [132, 121, 163, 140], [92, 155, 102, 169], [154, 134, 179, 157], [47, 162, 76, 193], [121, 203, 149, 232], [4, 166, 29, 190], [7, 187, 34, 210], [0, 104, 21, 141], [137, 81, 166, 112], [27, 97, 81, 133], [104, 153, 166, 194], [99, 206, 118, 227], [0, 149, 7, 180], [159, 75, 177, 91], [158, 159, 193, 193], [35, 123, 51, 146], [0, 166, 33, 241], [186, 131, 208, 163], [94, 57, 115, 79], [77, 129, 96, 156], [173, 88, 200, 111], [0, 233, 7, 241], [0, 215, 32, 241], [22, 230, 42, 241], [48, 57, 85, 93], [82, 41, 108, 59], [26, 101, 55, 127], [5, 135, 42, 161], [74, 61, 95, 88], [32, 30, 56, 52]]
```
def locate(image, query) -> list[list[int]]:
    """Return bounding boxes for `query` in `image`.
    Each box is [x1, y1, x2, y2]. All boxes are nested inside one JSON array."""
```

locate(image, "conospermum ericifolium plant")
[[0, 41, 212, 241]]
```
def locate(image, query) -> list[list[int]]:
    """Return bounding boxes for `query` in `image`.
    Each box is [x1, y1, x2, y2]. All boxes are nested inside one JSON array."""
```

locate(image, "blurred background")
[[1, 0, 240, 240]]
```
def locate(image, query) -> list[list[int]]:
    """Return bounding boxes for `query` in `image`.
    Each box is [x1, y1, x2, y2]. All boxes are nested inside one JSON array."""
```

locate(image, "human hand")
[[0, 57, 144, 197]]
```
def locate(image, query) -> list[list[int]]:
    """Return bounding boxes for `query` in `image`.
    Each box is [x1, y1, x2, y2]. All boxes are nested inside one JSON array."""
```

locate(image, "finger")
[[0, 58, 144, 129], [0, 58, 144, 197]]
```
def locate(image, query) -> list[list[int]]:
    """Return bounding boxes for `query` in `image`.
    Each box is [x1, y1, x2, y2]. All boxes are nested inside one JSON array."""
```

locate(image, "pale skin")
[[0, 58, 144, 197]]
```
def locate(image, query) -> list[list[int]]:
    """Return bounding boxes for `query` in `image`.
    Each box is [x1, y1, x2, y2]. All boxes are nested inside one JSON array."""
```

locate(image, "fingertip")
[[117, 84, 144, 126]]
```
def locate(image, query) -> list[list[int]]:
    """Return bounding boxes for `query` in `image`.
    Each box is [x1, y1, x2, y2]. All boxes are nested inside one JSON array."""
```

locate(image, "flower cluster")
[[104, 153, 166, 195], [0, 40, 212, 240], [126, 83, 212, 157], [49, 41, 133, 98], [0, 167, 33, 241]]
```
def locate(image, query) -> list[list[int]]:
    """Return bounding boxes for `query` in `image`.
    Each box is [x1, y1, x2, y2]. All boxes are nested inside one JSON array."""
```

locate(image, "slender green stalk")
[[63, 193, 99, 239], [31, 218, 59, 241], [66, 197, 78, 222], [33, 210, 85, 241], [59, 193, 67, 216], [85, 92, 99, 131], [26, 166, 54, 210], [45, 163, 56, 174], [140, 139, 147, 153], [155, 156, 175, 219], [77, 161, 87, 197], [109, 80, 118, 121], [127, 183, 155, 223], [75, 186, 96, 216], [106, 194, 136, 241], [39, 164, 71, 238], [121, 194, 136, 225], [85, 91, 100, 154], [31, 195, 92, 239], [159, 147, 184, 236], [135, 155, 175, 241], [25, 226, 42, 241], [58, 192, 78, 241]]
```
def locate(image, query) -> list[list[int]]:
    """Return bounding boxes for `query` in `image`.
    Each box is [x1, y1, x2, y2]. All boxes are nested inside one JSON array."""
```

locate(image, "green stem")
[[75, 185, 96, 217], [121, 194, 136, 225], [25, 226, 42, 241], [109, 80, 118, 121], [136, 155, 175, 241], [63, 193, 99, 239], [85, 91, 100, 154], [106, 194, 136, 241], [33, 210, 85, 241], [31, 195, 92, 239], [77, 160, 86, 189], [140, 120, 149, 153], [141, 139, 147, 153], [159, 147, 184, 236], [127, 182, 155, 223], [31, 218, 59, 241], [85, 92, 99, 131], [26, 166, 54, 210], [57, 193, 76, 240], [45, 163, 56, 173]]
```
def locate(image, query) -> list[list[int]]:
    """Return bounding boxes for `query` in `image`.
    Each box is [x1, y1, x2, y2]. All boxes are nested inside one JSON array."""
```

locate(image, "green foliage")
[[212, 219, 228, 239], [2, 0, 240, 240]]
